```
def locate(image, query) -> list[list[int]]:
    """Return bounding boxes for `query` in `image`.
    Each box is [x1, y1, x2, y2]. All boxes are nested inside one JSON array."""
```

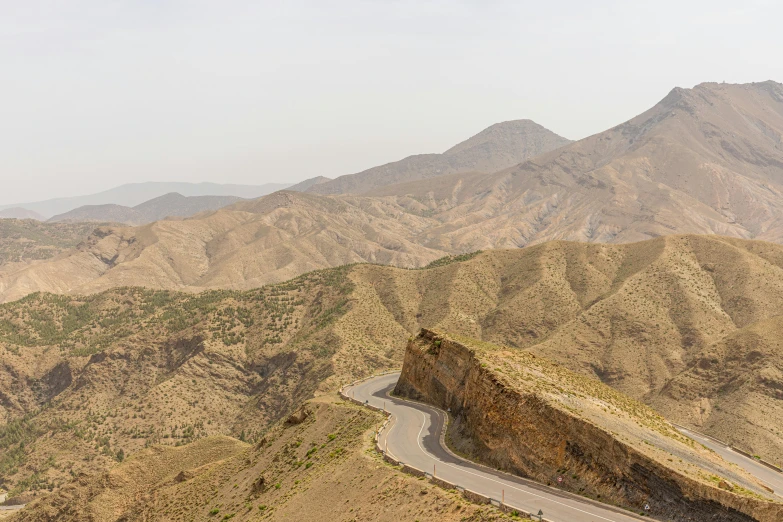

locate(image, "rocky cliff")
[[395, 329, 783, 522]]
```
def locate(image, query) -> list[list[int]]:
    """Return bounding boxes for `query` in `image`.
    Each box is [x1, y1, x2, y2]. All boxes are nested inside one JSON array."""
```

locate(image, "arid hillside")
[[0, 265, 378, 500], [305, 119, 572, 195], [2, 83, 783, 303], [9, 397, 509, 522], [0, 191, 445, 303], [351, 235, 783, 462], [368, 81, 783, 252], [396, 330, 782, 521], [3, 234, 783, 504]]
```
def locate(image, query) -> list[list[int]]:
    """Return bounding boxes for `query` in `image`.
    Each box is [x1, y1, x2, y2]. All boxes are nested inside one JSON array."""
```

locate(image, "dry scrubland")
[[0, 220, 104, 265], [2, 234, 783, 507], [0, 266, 394, 501], [396, 330, 782, 521], [11, 397, 520, 522]]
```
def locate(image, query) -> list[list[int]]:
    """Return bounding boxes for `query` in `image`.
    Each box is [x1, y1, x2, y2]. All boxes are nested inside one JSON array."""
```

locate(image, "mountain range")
[[1, 82, 782, 303], [48, 192, 244, 226], [3, 80, 783, 516], [0, 182, 290, 219], [0, 209, 45, 221], [299, 118, 572, 195]]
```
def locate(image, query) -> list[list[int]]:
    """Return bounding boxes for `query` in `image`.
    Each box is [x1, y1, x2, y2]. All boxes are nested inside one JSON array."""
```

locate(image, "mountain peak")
[[443, 119, 566, 157], [306, 119, 571, 195]]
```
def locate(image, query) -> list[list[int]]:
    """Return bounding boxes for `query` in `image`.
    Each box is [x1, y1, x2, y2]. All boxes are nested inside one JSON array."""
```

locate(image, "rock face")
[[395, 329, 783, 522]]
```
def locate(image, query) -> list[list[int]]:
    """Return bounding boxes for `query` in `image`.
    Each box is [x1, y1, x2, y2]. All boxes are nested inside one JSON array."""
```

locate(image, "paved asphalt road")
[[347, 373, 648, 522], [675, 427, 783, 498]]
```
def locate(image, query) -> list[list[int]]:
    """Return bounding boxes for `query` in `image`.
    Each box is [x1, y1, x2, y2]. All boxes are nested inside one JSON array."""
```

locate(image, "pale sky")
[[1, 0, 781, 205]]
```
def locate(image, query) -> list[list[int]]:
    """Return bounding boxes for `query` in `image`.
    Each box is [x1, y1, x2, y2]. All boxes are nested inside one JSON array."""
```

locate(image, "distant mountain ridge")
[[3, 82, 783, 302], [304, 119, 572, 194], [0, 208, 45, 220], [49, 192, 244, 225], [0, 181, 291, 219]]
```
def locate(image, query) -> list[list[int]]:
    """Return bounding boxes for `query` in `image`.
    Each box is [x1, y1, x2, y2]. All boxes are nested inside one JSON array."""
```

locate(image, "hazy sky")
[[1, 1, 781, 205]]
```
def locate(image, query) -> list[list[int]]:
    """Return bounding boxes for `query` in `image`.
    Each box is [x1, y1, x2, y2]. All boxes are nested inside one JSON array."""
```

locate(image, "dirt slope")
[[0, 191, 446, 303], [328, 235, 783, 461]]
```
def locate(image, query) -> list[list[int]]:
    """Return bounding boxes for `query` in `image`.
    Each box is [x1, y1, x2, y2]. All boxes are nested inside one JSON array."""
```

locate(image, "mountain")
[[0, 182, 290, 219], [364, 80, 783, 253], [346, 235, 783, 462], [0, 191, 446, 303], [3, 82, 783, 301], [0, 209, 44, 221], [305, 119, 572, 195], [48, 193, 243, 225], [3, 235, 783, 505]]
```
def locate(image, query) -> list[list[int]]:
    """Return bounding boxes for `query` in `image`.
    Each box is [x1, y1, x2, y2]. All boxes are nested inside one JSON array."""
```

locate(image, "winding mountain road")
[[346, 373, 647, 522], [347, 373, 783, 521], [675, 427, 783, 498]]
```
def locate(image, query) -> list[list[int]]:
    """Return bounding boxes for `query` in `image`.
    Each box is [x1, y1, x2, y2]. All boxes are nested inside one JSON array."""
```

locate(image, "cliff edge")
[[395, 329, 783, 522]]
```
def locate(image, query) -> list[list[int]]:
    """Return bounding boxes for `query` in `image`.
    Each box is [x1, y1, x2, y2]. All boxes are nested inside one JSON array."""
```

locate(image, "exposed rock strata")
[[395, 329, 783, 522]]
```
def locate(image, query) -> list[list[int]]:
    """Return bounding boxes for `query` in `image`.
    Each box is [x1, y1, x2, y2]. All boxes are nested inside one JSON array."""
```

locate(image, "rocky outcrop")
[[395, 329, 783, 522]]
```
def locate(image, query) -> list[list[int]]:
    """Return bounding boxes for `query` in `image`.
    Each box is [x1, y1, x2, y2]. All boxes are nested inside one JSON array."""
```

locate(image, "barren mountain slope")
[[3, 235, 783, 502], [10, 398, 506, 522], [366, 81, 783, 254], [48, 193, 243, 226], [287, 175, 331, 192], [0, 192, 447, 303], [657, 315, 783, 459], [3, 83, 783, 303], [307, 119, 572, 195]]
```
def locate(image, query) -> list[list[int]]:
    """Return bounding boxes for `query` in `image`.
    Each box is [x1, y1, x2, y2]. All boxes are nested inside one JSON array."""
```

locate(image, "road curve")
[[346, 373, 647, 522]]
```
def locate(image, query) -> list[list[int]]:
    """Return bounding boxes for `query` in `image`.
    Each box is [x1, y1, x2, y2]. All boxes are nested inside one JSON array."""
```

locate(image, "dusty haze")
[[2, 1, 782, 204]]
